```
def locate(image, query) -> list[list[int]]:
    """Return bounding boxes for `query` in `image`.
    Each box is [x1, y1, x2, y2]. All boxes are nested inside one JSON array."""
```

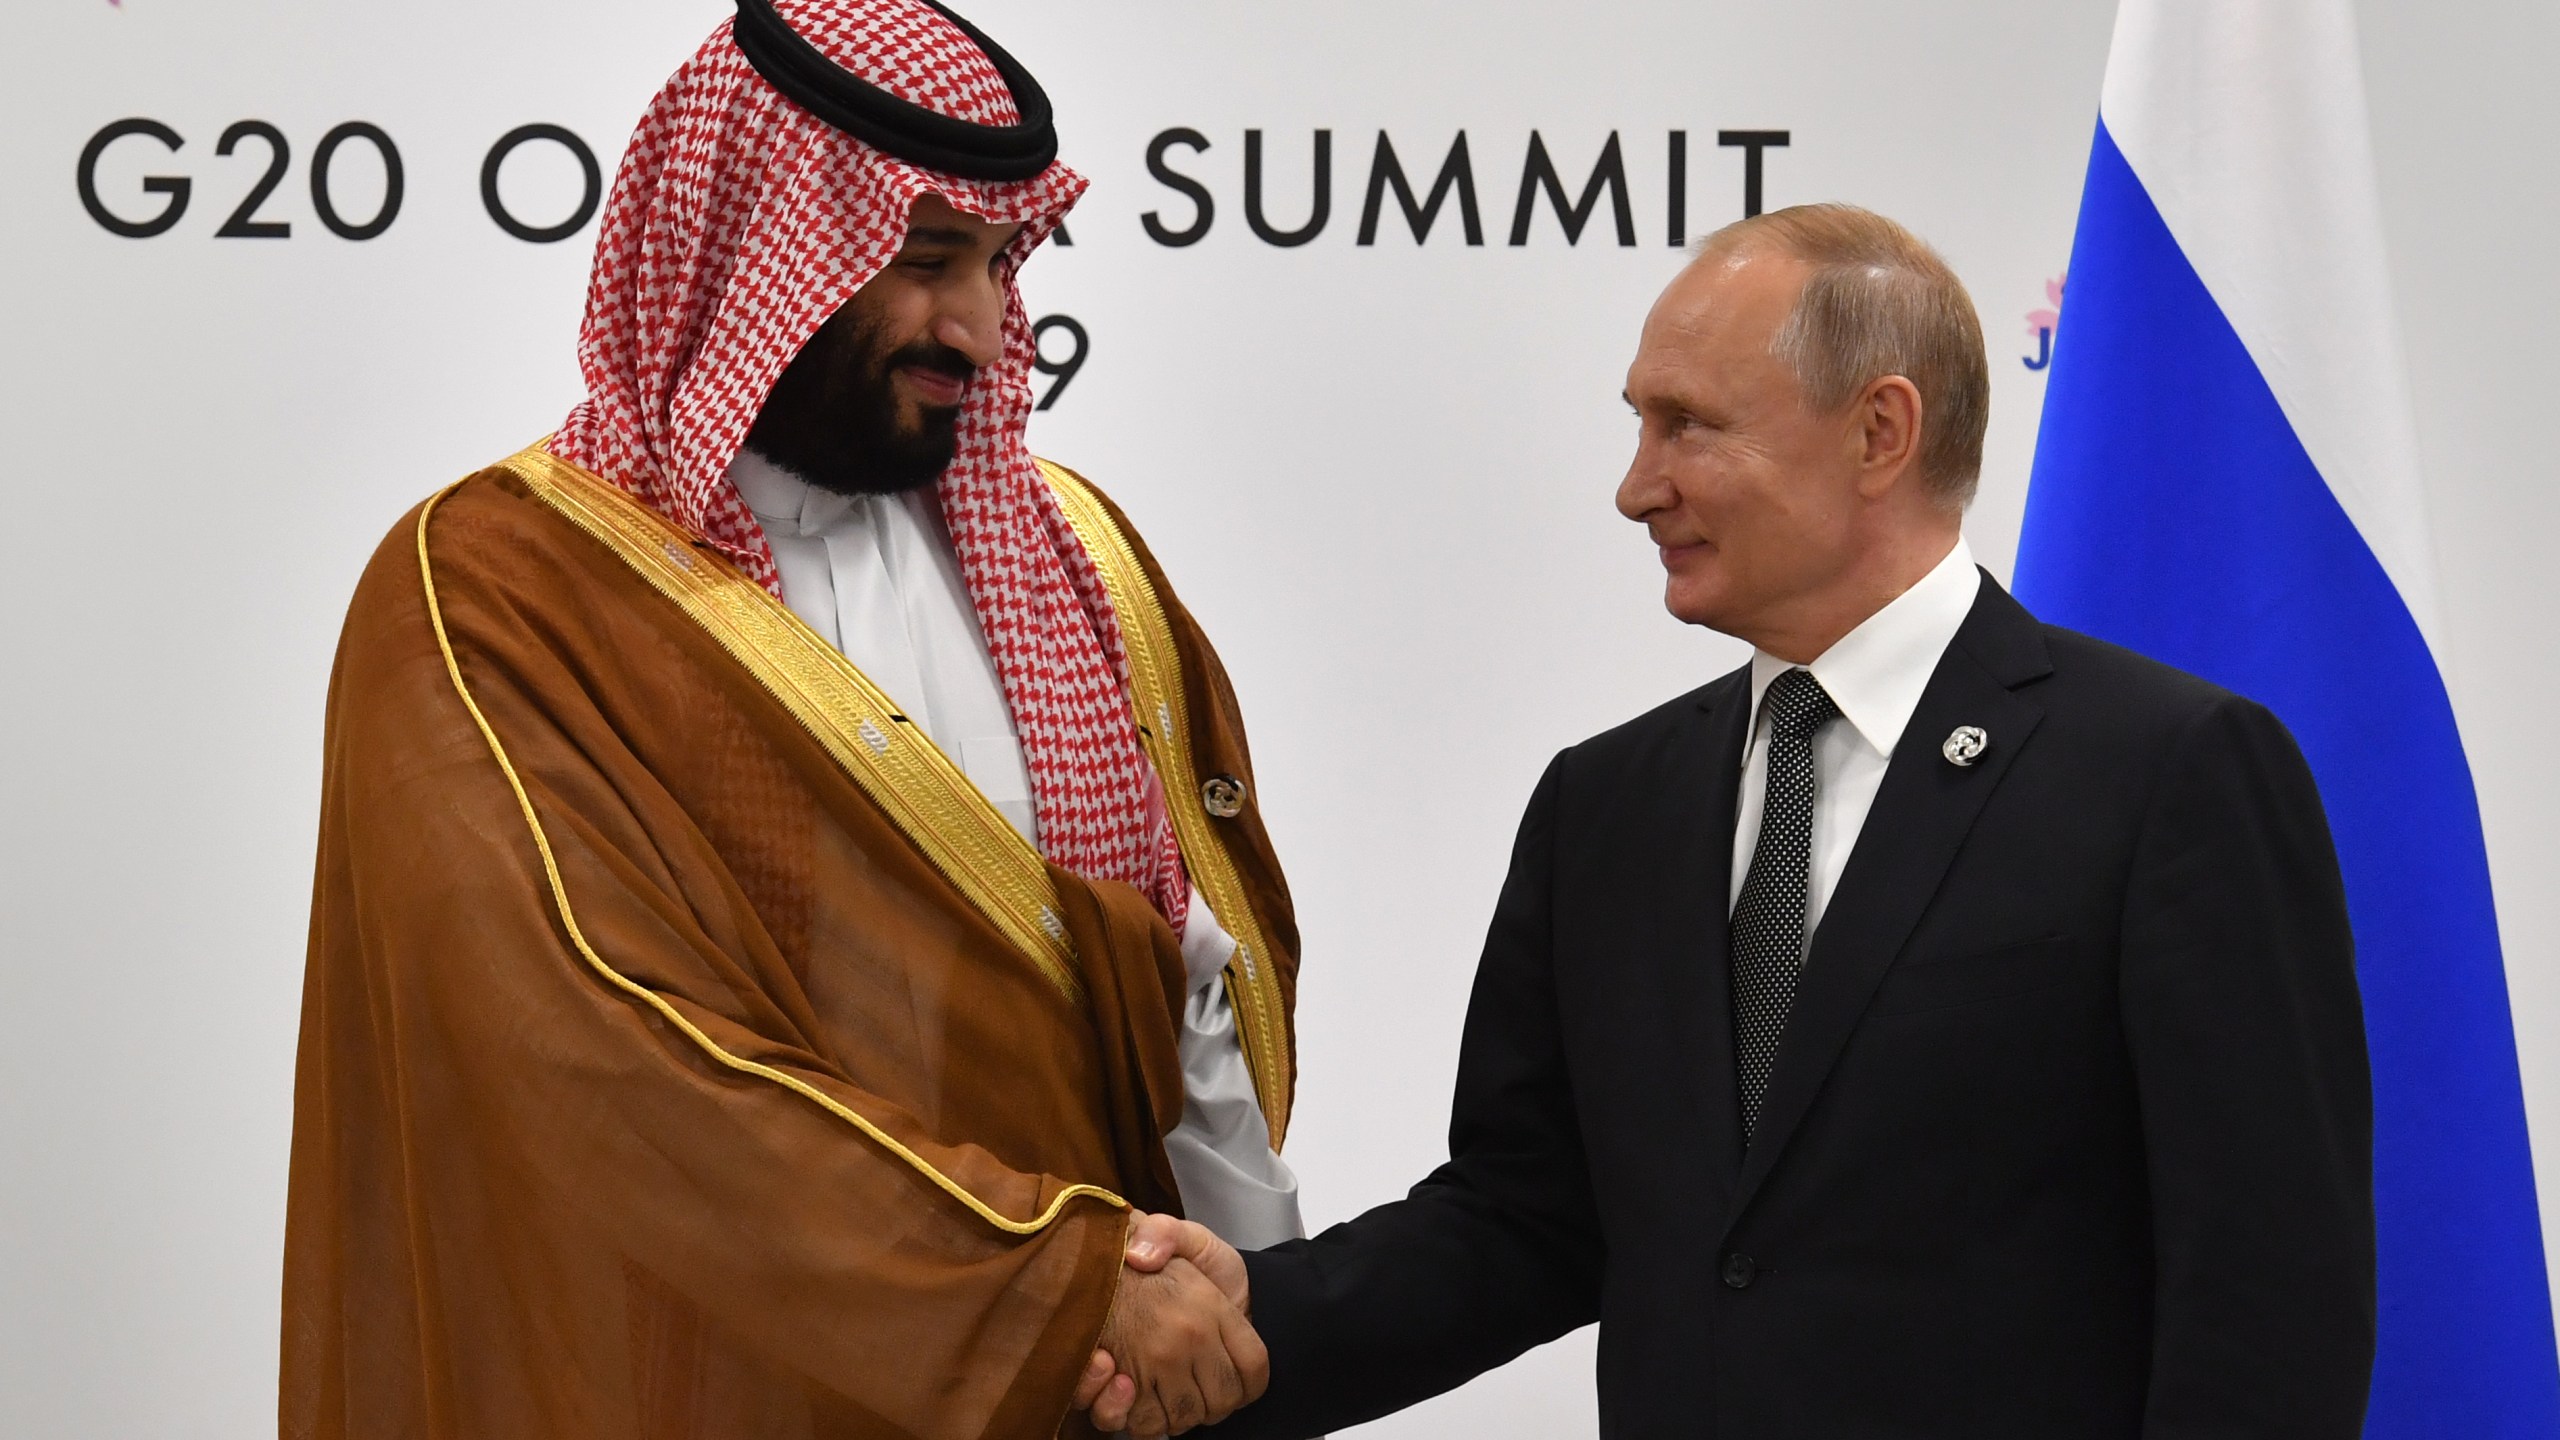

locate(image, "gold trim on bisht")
[[416, 470, 1125, 1234], [1039, 459, 1296, 1150], [498, 443, 1085, 1009]]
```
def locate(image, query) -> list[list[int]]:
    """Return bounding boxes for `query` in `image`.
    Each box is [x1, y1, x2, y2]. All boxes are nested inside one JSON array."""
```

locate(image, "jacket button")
[[1720, 1253, 1758, 1290], [1201, 775, 1248, 819]]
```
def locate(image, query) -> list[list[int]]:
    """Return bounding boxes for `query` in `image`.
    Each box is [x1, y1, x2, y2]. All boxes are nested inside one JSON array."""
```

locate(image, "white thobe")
[[728, 450, 1305, 1251], [1730, 537, 1985, 939]]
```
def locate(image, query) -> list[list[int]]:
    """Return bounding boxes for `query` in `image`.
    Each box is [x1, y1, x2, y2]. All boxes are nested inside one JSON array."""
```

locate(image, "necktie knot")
[[1762, 668, 1839, 745]]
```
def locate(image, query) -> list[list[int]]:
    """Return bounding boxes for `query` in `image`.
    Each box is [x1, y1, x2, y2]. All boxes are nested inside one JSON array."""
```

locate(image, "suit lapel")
[[1727, 579, 2054, 1219], [1637, 670, 1753, 1199]]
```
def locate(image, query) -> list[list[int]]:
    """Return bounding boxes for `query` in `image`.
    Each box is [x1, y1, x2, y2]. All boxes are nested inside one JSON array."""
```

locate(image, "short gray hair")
[[1695, 203, 1990, 509]]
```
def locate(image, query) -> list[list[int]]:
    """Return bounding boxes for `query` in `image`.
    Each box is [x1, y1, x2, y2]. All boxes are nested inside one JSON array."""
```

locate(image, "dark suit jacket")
[[1224, 576, 2374, 1439]]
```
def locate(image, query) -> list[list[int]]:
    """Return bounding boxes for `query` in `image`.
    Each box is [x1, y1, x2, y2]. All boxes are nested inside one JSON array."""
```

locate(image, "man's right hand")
[[1073, 1213, 1266, 1437]]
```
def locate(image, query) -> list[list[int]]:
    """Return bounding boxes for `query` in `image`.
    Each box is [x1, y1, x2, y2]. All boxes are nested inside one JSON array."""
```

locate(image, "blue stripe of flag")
[[2016, 119, 2560, 1437]]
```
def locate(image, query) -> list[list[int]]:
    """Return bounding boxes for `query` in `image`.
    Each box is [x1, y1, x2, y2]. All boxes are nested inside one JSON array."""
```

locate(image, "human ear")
[[1855, 375, 1924, 498]]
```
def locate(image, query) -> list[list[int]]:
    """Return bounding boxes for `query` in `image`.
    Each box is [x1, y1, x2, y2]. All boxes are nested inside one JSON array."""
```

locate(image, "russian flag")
[[2015, 2, 2560, 1432]]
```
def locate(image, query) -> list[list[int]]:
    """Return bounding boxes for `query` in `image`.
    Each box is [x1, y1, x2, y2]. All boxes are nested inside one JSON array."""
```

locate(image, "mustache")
[[879, 340, 978, 386]]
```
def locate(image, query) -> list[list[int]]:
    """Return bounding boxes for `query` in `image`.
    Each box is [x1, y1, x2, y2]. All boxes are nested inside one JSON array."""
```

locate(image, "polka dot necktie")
[[1731, 667, 1840, 1144]]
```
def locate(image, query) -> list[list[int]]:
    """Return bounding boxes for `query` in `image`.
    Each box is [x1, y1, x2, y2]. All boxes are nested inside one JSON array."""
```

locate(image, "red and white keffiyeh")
[[550, 0, 1189, 935]]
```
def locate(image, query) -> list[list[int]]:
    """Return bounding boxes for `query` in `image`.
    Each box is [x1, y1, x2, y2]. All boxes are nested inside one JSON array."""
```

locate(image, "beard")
[[744, 310, 978, 498]]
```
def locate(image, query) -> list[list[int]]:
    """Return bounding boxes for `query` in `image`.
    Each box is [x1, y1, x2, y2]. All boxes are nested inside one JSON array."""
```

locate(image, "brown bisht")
[[283, 445, 1299, 1440]]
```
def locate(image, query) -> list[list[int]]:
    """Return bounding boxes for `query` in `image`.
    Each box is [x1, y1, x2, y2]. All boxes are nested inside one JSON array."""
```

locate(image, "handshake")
[[1070, 1212, 1268, 1438]]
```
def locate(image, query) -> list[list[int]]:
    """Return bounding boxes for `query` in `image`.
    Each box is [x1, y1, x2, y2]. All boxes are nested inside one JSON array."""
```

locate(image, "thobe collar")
[[726, 446, 871, 537]]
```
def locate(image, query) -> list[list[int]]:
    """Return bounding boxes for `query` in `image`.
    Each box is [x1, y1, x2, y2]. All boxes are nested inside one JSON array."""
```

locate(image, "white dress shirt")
[[1729, 537, 1985, 940], [728, 450, 1305, 1250]]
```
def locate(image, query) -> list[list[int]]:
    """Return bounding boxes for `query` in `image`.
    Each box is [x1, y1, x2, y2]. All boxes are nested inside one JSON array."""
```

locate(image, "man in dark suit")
[[1079, 202, 2375, 1439]]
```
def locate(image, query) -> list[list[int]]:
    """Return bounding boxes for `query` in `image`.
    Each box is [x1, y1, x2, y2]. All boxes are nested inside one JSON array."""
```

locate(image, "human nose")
[[1617, 433, 1673, 524], [933, 268, 1008, 369]]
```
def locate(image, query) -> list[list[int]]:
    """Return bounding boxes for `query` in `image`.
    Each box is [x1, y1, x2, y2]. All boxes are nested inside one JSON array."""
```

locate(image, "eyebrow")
[[904, 226, 981, 248]]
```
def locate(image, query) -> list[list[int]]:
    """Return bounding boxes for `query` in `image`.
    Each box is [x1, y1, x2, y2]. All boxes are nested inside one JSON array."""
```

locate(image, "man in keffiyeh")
[[282, 5, 1295, 1436]]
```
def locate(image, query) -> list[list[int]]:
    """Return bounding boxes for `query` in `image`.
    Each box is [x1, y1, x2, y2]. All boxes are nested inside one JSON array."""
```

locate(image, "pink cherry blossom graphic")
[[2026, 274, 2064, 336], [2022, 273, 2065, 372]]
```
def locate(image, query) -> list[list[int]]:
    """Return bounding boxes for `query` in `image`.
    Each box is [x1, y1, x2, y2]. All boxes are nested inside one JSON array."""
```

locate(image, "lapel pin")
[[1942, 726, 1990, 768]]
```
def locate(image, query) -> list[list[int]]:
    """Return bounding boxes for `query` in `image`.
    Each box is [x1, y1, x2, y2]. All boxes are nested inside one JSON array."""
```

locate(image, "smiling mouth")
[[898, 365, 970, 407]]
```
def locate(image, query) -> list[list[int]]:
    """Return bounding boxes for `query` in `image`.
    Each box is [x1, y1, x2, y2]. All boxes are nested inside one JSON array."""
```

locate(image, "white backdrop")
[[4, 2, 2554, 1436]]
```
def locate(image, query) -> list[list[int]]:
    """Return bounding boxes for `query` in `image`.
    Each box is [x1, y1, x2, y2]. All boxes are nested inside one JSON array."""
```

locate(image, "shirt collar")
[[1745, 536, 1984, 764], [726, 447, 859, 538]]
